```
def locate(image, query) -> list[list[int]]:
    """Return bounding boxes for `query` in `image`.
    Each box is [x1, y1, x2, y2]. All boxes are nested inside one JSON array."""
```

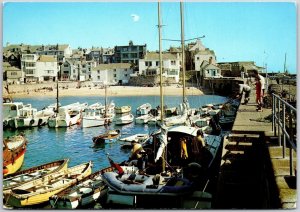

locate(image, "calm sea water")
[[3, 95, 228, 173]]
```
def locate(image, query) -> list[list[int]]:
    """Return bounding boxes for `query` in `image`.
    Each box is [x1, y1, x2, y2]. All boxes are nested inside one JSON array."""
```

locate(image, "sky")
[[2, 1, 298, 73]]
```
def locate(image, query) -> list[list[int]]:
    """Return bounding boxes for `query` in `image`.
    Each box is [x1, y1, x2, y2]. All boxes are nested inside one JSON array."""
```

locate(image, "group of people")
[[237, 70, 265, 112]]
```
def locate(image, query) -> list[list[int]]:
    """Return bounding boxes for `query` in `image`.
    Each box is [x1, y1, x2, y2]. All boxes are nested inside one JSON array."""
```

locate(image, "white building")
[[138, 52, 180, 83], [36, 55, 58, 81], [21, 54, 58, 82], [21, 54, 38, 82], [200, 60, 222, 78], [91, 63, 133, 85]]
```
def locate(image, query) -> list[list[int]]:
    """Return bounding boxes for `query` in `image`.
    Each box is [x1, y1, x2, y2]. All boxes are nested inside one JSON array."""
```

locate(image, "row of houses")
[[3, 40, 264, 85]]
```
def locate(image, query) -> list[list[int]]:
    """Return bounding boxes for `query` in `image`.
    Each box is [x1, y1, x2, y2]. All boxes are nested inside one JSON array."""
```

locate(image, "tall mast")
[[158, 1, 165, 172], [284, 53, 287, 73], [180, 2, 186, 102], [105, 85, 107, 118], [158, 1, 164, 122]]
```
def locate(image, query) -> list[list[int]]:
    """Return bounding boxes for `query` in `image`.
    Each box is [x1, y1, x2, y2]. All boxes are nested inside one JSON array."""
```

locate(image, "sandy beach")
[[2, 82, 204, 98]]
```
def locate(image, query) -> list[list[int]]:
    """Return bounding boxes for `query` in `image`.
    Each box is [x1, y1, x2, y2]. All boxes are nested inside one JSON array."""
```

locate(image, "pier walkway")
[[215, 90, 297, 209]]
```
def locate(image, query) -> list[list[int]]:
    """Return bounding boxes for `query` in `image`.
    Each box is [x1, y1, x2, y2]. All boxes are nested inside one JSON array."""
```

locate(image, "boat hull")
[[82, 117, 105, 128], [4, 149, 26, 176]]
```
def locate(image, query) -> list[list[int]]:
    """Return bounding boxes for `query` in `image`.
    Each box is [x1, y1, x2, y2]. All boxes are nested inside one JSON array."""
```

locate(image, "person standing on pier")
[[253, 70, 265, 104], [236, 83, 251, 105], [255, 76, 263, 112]]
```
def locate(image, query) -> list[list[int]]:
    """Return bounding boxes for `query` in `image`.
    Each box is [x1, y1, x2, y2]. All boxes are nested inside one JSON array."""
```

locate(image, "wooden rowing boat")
[[49, 166, 115, 209], [3, 134, 27, 176], [3, 159, 69, 193], [4, 161, 92, 207]]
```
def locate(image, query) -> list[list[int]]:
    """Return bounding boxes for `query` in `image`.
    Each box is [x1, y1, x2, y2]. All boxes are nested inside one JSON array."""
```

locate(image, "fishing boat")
[[92, 129, 121, 144], [11, 105, 55, 129], [3, 159, 69, 194], [49, 168, 109, 209], [115, 105, 131, 114], [3, 101, 24, 128], [48, 106, 82, 128], [136, 103, 152, 115], [135, 114, 153, 124], [82, 102, 109, 128], [82, 86, 115, 128], [115, 113, 134, 125], [3, 134, 27, 176], [4, 161, 92, 207]]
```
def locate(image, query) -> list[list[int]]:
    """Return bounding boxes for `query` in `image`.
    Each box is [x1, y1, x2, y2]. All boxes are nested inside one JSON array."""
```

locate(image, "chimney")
[[209, 57, 212, 64]]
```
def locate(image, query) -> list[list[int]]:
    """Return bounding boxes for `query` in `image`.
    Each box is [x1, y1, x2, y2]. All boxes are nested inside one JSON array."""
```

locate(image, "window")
[[114, 69, 116, 72], [97, 70, 100, 74], [125, 74, 128, 77], [171, 60, 176, 65], [97, 76, 100, 80], [64, 64, 68, 67], [197, 57, 200, 60], [156, 61, 159, 66], [114, 74, 117, 77], [125, 69, 127, 71]]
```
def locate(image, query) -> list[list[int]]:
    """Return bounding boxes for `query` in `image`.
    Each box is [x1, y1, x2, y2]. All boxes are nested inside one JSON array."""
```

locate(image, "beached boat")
[[115, 113, 134, 125], [136, 103, 152, 115], [49, 168, 108, 209], [115, 105, 131, 114], [3, 159, 69, 194], [4, 161, 92, 207], [93, 129, 121, 144], [3, 134, 27, 176]]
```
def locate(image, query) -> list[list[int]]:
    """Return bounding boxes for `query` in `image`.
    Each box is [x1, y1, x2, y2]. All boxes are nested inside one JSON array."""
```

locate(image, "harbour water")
[[3, 94, 231, 209], [4, 95, 228, 173]]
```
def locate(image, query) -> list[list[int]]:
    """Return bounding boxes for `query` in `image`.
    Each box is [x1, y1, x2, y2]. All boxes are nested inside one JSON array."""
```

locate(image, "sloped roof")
[[93, 63, 132, 71], [38, 55, 57, 62], [201, 60, 220, 70], [144, 52, 177, 60]]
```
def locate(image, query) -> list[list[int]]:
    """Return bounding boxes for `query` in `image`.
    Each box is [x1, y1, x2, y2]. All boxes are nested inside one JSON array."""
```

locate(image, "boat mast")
[[158, 1, 165, 172], [158, 1, 164, 122], [180, 2, 186, 102], [57, 62, 62, 115], [105, 85, 107, 118]]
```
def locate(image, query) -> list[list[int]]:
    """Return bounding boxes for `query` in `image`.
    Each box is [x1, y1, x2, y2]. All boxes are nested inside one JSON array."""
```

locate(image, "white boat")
[[48, 107, 82, 128], [115, 113, 134, 125], [3, 101, 24, 128], [147, 116, 161, 125], [135, 114, 153, 124], [82, 103, 107, 128], [136, 103, 152, 115], [164, 112, 188, 127], [115, 105, 131, 114], [48, 102, 87, 128], [4, 161, 93, 207], [119, 134, 150, 149], [9, 104, 54, 129], [49, 167, 109, 209]]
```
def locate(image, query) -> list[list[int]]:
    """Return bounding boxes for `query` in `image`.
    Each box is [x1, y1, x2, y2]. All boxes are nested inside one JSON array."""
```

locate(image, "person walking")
[[253, 70, 265, 100], [255, 76, 263, 112]]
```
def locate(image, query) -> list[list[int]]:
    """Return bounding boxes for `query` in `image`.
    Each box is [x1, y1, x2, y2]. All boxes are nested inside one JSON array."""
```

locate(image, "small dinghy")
[[50, 167, 110, 209], [93, 129, 121, 144]]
